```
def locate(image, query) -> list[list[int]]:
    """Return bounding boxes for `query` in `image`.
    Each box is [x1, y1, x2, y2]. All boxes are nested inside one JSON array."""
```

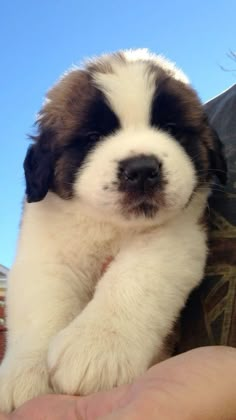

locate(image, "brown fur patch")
[[150, 73, 213, 186], [37, 70, 96, 147], [35, 52, 125, 149], [152, 76, 226, 185]]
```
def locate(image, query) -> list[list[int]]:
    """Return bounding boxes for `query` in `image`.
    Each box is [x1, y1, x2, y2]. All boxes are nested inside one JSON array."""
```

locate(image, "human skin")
[[1, 346, 236, 420]]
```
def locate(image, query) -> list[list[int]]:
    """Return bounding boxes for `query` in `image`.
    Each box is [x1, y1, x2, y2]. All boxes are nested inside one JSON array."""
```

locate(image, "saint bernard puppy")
[[0, 49, 226, 412]]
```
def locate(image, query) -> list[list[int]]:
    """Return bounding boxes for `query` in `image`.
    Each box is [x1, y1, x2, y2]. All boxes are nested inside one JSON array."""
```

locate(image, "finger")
[[10, 394, 80, 420], [0, 413, 10, 420], [99, 346, 236, 420], [74, 384, 130, 419]]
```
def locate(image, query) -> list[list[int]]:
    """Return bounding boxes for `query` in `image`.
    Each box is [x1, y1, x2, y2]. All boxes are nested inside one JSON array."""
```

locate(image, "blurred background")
[[0, 0, 235, 269]]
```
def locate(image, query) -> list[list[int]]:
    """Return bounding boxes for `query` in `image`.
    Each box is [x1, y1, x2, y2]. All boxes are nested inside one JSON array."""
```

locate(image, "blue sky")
[[1, 0, 235, 268]]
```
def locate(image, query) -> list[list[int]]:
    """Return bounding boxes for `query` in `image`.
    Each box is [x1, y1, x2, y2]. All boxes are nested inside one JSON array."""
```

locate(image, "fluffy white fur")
[[0, 50, 208, 412]]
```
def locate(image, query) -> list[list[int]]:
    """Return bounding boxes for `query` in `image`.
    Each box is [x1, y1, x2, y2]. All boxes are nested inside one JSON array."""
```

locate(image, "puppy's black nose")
[[119, 155, 161, 191]]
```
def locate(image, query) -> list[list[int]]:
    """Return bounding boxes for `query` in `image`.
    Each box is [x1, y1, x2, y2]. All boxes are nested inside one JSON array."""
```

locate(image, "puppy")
[[0, 49, 226, 412]]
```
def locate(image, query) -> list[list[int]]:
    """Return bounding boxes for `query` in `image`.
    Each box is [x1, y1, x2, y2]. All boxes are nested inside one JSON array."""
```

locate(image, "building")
[[0, 265, 7, 333], [0, 264, 8, 292]]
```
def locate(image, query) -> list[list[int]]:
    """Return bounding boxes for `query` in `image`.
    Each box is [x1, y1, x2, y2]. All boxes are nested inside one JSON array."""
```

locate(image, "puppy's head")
[[24, 49, 226, 226]]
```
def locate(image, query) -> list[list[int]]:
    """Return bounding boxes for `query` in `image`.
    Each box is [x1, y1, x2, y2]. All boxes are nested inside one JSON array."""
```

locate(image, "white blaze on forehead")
[[93, 60, 157, 128], [123, 49, 189, 84]]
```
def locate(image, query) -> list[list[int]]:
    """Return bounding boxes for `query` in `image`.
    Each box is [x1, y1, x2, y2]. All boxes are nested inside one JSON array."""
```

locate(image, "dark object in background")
[[178, 85, 236, 351]]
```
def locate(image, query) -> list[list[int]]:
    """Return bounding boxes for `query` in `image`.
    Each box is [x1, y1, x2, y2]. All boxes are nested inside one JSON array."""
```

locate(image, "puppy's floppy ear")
[[203, 115, 227, 185], [24, 139, 54, 203]]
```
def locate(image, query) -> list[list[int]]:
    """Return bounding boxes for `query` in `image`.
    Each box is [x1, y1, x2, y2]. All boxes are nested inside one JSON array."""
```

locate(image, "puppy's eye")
[[164, 123, 186, 143], [164, 122, 177, 132], [86, 132, 100, 142]]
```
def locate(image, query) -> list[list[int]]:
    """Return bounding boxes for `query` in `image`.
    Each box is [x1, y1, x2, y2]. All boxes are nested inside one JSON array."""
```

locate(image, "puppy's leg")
[[0, 262, 89, 412], [48, 220, 207, 396]]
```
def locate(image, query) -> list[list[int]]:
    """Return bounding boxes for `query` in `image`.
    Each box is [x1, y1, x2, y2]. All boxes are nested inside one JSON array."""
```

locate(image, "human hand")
[[3, 346, 236, 420]]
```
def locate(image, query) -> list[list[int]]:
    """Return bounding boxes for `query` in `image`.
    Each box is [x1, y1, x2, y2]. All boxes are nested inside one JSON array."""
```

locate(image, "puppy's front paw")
[[48, 321, 148, 396], [0, 354, 52, 413]]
